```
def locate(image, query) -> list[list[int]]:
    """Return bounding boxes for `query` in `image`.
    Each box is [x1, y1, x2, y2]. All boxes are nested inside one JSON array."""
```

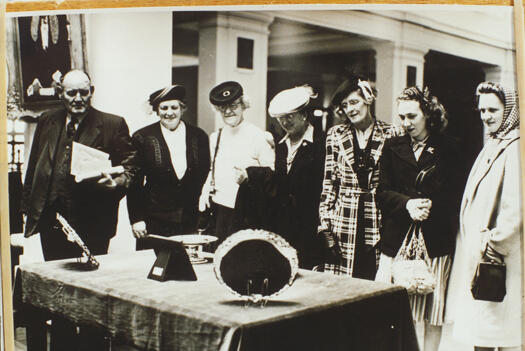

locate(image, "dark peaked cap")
[[149, 85, 186, 109], [209, 81, 243, 106]]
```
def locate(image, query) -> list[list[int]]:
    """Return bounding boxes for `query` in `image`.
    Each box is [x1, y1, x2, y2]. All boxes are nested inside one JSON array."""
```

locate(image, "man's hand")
[[131, 221, 147, 239], [406, 198, 432, 221], [97, 172, 117, 189]]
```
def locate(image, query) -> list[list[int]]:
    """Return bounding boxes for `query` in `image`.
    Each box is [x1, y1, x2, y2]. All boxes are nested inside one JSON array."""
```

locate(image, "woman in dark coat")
[[376, 86, 464, 351], [127, 85, 210, 249], [233, 85, 324, 268]]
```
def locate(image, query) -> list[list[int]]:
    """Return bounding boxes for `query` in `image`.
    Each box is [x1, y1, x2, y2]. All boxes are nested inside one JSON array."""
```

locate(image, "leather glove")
[[320, 230, 342, 265]]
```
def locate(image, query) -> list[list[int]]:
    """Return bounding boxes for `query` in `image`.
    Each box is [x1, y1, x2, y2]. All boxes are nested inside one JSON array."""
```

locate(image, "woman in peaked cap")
[[199, 81, 274, 246], [127, 85, 210, 249], [246, 85, 325, 269]]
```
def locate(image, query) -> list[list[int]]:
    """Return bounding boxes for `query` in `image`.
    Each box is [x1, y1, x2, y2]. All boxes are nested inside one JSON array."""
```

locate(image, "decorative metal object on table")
[[169, 232, 218, 264], [55, 213, 99, 270], [213, 229, 299, 307]]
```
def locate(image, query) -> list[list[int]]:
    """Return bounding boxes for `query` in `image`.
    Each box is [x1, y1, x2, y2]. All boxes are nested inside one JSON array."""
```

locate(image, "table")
[[14, 251, 419, 351]]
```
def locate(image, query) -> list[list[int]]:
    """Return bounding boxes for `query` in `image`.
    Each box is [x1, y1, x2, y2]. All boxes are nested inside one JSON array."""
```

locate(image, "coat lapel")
[[46, 110, 67, 161], [288, 140, 314, 177], [185, 123, 198, 173], [338, 124, 356, 169], [154, 122, 178, 177], [77, 108, 103, 147], [464, 132, 520, 206], [417, 135, 439, 170], [368, 122, 387, 166], [390, 135, 418, 169]]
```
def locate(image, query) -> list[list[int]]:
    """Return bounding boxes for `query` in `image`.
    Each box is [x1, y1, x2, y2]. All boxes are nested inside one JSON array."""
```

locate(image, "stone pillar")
[[197, 12, 274, 134], [499, 49, 517, 90], [375, 43, 427, 124], [84, 12, 173, 133], [483, 66, 502, 84]]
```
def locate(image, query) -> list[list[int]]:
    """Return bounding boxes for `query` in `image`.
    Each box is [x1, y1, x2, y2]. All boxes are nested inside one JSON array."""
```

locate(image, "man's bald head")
[[60, 70, 94, 117]]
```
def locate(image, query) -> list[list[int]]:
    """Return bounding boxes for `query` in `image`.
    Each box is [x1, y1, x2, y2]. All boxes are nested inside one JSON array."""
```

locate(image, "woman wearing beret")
[[127, 85, 210, 249], [447, 82, 521, 351], [199, 81, 274, 245], [233, 85, 325, 269], [376, 87, 464, 351], [318, 74, 403, 279]]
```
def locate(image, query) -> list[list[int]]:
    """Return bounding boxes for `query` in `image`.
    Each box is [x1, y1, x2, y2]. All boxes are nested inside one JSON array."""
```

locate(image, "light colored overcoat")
[[446, 129, 522, 347]]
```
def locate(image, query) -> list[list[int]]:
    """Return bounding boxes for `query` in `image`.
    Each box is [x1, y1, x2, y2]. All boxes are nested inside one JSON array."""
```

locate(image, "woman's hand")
[[320, 230, 342, 264], [132, 221, 147, 239], [482, 243, 504, 264], [233, 166, 248, 184], [406, 198, 432, 221], [199, 192, 210, 212]]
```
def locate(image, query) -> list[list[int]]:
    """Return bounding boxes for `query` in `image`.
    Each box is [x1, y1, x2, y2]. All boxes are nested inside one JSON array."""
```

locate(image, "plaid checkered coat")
[[318, 120, 402, 276]]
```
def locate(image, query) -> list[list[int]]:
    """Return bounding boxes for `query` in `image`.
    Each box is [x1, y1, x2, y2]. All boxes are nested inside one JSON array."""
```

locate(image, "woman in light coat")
[[446, 82, 521, 351]]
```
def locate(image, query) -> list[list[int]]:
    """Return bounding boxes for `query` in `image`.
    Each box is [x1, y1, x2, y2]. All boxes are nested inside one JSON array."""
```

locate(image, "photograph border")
[[1, 2, 524, 351]]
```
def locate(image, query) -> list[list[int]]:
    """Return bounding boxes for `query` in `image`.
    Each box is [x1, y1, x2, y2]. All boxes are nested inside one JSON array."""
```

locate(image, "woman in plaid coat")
[[318, 75, 402, 279]]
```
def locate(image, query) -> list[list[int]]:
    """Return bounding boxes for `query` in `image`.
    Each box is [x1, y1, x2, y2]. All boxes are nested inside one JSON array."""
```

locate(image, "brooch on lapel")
[[426, 147, 434, 154]]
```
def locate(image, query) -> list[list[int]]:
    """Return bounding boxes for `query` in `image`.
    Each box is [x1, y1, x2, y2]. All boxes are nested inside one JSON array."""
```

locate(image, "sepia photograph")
[[2, 3, 522, 351]]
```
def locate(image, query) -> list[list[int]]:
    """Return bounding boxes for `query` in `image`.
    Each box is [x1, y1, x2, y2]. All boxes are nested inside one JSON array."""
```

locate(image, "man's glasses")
[[217, 101, 241, 113], [65, 89, 90, 97]]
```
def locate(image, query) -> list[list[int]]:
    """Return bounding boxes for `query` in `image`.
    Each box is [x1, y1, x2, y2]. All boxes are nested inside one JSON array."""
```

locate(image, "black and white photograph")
[[3, 4, 522, 351]]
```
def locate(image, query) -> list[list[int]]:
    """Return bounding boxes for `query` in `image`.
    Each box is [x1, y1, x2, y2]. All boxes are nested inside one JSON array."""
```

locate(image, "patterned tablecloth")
[[15, 251, 419, 351]]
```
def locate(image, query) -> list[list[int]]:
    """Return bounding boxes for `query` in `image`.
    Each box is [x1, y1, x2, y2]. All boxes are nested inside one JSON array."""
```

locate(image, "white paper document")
[[71, 142, 112, 177]]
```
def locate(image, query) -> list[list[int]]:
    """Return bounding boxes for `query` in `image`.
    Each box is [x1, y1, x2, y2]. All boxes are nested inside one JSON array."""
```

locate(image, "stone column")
[[197, 12, 274, 134], [375, 43, 427, 124]]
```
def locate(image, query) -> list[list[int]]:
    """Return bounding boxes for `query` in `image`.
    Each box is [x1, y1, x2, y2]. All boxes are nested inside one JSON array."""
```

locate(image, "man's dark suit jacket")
[[127, 121, 210, 234], [21, 106, 137, 242]]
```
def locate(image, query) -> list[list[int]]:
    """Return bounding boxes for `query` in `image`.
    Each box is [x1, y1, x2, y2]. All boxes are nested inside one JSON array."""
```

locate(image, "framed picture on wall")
[[6, 14, 87, 108], [1, 2, 523, 351]]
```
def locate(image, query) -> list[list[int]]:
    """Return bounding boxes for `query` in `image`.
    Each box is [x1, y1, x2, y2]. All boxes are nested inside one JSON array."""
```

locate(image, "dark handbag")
[[471, 247, 506, 302]]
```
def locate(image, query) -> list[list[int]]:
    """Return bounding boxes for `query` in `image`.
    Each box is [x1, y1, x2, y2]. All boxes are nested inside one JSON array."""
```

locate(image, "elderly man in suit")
[[22, 69, 136, 261], [21, 69, 136, 351]]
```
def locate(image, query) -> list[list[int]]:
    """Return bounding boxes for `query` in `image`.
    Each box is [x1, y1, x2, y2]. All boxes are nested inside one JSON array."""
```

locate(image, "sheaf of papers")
[[71, 142, 111, 177]]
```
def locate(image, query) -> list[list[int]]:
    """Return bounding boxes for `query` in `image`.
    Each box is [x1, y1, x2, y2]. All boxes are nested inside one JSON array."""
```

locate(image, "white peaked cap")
[[268, 85, 317, 118]]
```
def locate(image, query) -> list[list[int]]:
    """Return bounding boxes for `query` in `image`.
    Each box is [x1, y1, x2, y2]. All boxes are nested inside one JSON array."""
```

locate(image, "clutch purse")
[[471, 257, 506, 302]]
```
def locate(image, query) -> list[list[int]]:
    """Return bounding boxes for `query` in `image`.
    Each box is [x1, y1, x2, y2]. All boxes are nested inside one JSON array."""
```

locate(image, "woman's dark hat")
[[331, 76, 375, 107], [209, 81, 243, 106], [149, 85, 186, 109]]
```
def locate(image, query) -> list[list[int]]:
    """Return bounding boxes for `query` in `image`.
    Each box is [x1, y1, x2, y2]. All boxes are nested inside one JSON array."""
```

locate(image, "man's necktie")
[[67, 116, 77, 139]]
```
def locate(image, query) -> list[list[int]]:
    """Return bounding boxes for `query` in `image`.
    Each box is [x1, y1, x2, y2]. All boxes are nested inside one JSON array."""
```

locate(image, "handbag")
[[197, 129, 222, 234], [471, 246, 506, 302], [392, 222, 436, 295]]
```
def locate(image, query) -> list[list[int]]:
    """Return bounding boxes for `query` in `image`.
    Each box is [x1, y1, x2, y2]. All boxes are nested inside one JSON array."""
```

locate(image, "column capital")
[[199, 12, 275, 35], [375, 42, 428, 64]]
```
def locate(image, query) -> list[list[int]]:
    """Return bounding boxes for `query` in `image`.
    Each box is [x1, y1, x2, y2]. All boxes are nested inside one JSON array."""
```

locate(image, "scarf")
[[491, 87, 520, 140]]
